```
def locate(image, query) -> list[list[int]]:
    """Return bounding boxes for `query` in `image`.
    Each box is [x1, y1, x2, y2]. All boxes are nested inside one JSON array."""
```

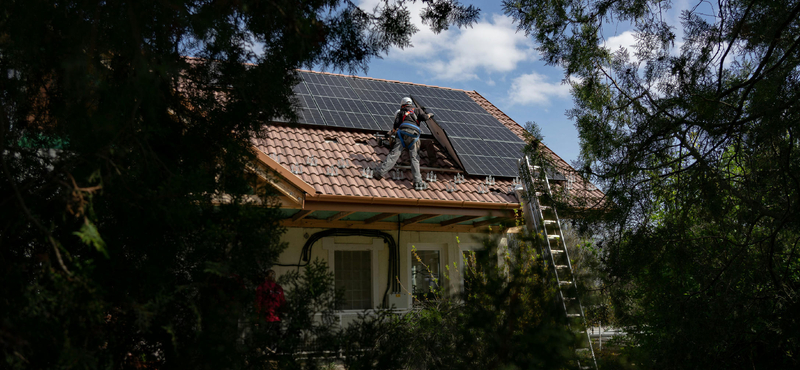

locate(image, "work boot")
[[373, 172, 383, 180]]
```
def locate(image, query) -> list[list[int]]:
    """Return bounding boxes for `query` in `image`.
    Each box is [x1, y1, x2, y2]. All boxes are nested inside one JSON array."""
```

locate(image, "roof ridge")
[[296, 69, 473, 93]]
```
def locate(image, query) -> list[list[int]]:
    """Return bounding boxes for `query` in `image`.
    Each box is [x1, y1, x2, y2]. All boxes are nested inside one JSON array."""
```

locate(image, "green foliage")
[[505, 0, 800, 368], [240, 260, 343, 370], [399, 235, 579, 370], [0, 0, 478, 368]]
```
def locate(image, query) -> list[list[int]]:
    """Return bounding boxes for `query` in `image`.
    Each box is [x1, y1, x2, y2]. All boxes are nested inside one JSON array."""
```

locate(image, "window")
[[461, 250, 482, 296], [459, 243, 485, 294], [411, 250, 440, 303], [323, 238, 383, 311], [334, 250, 372, 310]]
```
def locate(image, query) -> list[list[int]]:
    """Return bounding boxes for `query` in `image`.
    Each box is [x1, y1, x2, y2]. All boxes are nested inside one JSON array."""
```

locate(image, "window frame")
[[322, 237, 384, 312], [458, 242, 484, 293], [406, 243, 447, 307]]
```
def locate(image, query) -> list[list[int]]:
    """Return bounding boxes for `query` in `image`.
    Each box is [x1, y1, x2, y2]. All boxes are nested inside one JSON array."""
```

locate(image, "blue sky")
[[302, 0, 692, 167]]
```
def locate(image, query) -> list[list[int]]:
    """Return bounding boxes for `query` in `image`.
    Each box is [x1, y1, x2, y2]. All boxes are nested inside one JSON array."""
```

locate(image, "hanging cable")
[[272, 228, 399, 308], [396, 217, 402, 293]]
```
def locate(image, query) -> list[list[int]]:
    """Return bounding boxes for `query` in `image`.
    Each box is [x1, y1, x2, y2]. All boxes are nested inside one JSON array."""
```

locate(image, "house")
[[248, 70, 603, 324]]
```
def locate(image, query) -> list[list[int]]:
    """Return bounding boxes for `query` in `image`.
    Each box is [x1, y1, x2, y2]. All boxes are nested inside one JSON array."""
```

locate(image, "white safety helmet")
[[400, 97, 413, 106]]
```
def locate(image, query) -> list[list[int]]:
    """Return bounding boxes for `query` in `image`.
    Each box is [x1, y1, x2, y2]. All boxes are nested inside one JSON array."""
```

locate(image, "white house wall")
[[273, 227, 508, 311]]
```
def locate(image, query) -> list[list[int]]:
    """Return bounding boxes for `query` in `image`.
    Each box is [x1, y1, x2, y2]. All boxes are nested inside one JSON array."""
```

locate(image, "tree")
[[389, 234, 580, 370], [504, 0, 800, 368], [0, 1, 477, 368]]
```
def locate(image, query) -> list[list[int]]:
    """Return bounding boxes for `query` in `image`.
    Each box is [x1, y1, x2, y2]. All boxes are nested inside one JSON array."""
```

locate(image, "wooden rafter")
[[327, 211, 354, 222], [440, 215, 480, 227], [364, 213, 396, 224], [402, 214, 437, 226], [291, 210, 314, 221]]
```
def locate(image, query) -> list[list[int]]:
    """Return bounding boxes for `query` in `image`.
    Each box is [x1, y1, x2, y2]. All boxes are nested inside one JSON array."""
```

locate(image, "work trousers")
[[375, 128, 423, 184]]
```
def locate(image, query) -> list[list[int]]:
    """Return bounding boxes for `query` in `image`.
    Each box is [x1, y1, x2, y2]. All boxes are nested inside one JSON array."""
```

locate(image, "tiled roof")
[[253, 71, 604, 207], [253, 125, 519, 204]]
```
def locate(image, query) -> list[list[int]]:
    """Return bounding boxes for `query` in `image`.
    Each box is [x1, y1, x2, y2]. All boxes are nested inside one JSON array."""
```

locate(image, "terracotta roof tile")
[[363, 186, 379, 198]]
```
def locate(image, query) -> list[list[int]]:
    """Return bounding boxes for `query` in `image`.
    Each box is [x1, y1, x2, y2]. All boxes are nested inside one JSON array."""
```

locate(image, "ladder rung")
[[548, 234, 561, 239], [559, 281, 572, 285], [551, 249, 565, 253], [543, 220, 557, 224], [567, 313, 582, 317], [555, 265, 569, 269]]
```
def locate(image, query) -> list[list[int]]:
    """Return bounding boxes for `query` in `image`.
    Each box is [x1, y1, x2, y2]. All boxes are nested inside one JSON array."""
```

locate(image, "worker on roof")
[[373, 97, 433, 188]]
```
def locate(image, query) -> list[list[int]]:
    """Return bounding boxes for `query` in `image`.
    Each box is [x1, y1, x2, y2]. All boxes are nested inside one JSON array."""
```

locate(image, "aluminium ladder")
[[518, 155, 598, 370]]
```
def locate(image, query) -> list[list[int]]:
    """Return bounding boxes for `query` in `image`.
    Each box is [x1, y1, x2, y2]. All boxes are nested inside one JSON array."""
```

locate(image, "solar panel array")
[[289, 71, 527, 177]]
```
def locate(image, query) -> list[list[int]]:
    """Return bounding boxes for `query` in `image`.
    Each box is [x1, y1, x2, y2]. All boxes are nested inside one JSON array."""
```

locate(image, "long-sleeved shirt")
[[256, 281, 286, 322]]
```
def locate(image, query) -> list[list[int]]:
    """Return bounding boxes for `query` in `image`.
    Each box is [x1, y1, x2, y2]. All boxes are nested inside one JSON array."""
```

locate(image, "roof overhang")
[[303, 193, 516, 217], [249, 147, 315, 206], [250, 145, 520, 232]]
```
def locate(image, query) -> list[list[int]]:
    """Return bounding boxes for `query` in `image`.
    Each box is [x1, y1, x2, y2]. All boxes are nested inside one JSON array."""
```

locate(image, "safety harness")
[[397, 108, 421, 149]]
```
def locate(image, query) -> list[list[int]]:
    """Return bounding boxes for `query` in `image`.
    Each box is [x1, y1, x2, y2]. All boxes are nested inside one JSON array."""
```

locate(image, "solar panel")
[[306, 83, 360, 99], [346, 78, 369, 90], [496, 157, 520, 177], [348, 78, 386, 91], [435, 110, 465, 123], [486, 126, 523, 141], [459, 154, 519, 177], [362, 101, 397, 116], [296, 94, 316, 109], [302, 72, 350, 87], [299, 72, 324, 84], [459, 154, 492, 176], [406, 85, 433, 97], [459, 138, 504, 157], [465, 114, 503, 127], [485, 140, 526, 158], [471, 126, 506, 141], [297, 108, 325, 126], [292, 82, 310, 95], [313, 97, 369, 112], [436, 122, 467, 138], [439, 89, 474, 102], [319, 110, 355, 128], [292, 71, 526, 177], [355, 89, 398, 104]]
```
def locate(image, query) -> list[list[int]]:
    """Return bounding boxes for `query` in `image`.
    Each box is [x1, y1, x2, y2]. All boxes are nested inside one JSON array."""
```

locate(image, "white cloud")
[[506, 73, 571, 106], [356, 0, 535, 81], [604, 30, 638, 55]]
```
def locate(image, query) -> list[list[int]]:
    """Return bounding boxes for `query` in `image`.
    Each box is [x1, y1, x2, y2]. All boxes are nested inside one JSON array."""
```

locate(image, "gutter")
[[306, 193, 518, 210], [303, 194, 519, 217]]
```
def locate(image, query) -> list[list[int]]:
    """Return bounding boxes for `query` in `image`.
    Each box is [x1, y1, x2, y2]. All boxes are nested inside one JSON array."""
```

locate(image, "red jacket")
[[256, 281, 285, 322]]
